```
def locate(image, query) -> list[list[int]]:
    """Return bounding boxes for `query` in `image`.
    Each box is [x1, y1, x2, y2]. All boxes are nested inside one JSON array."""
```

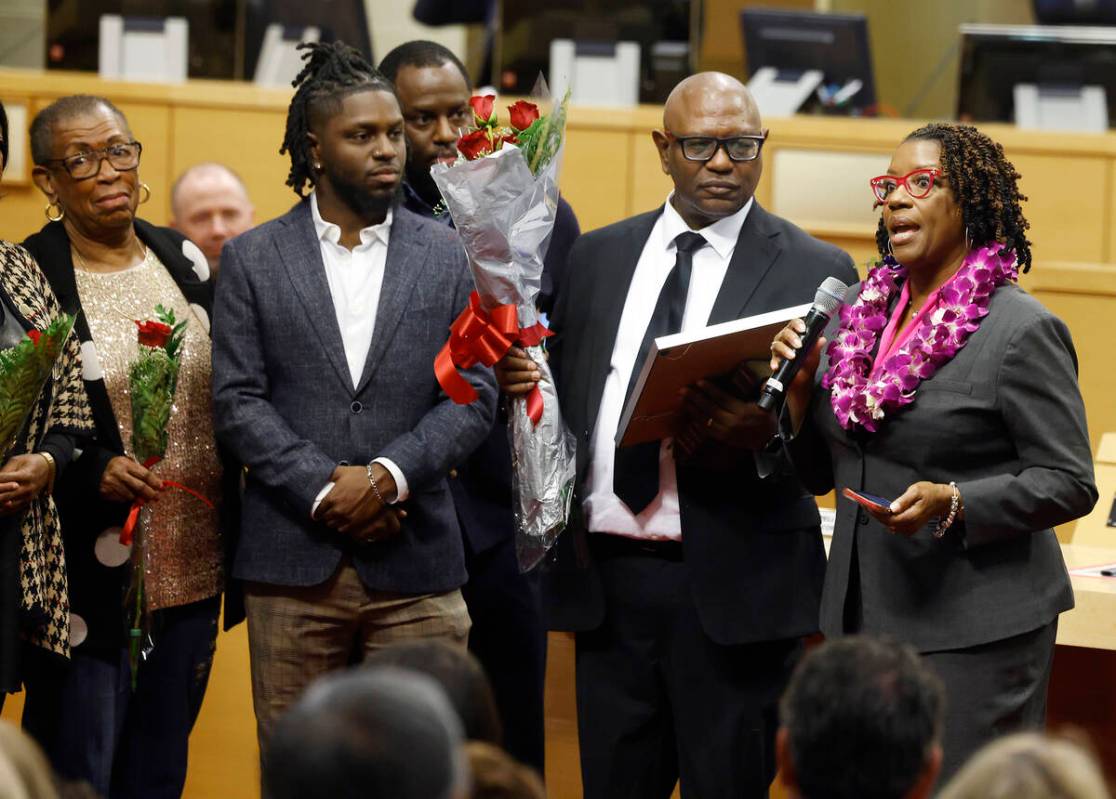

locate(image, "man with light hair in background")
[[170, 162, 255, 277]]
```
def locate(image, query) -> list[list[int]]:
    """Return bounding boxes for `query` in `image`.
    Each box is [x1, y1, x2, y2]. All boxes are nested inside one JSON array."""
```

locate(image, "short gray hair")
[[29, 95, 130, 165]]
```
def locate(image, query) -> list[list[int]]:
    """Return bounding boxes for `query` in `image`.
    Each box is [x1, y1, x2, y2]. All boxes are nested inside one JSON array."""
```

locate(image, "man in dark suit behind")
[[211, 42, 495, 756], [379, 39, 581, 772], [498, 73, 858, 797]]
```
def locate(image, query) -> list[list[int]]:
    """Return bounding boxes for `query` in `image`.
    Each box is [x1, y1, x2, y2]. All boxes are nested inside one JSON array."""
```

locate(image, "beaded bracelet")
[[366, 462, 387, 506], [933, 481, 961, 539]]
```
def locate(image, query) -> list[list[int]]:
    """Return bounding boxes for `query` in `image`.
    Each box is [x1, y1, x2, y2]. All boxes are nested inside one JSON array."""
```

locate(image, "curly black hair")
[[876, 123, 1032, 273], [280, 41, 396, 197]]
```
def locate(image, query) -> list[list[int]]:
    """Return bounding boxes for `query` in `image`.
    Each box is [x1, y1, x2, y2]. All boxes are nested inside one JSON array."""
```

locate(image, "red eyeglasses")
[[869, 168, 942, 203]]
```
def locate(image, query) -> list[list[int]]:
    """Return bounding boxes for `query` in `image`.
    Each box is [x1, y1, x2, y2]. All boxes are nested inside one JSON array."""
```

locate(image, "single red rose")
[[27, 329, 42, 346], [135, 319, 173, 349], [507, 100, 540, 132], [469, 95, 496, 125], [457, 129, 494, 160]]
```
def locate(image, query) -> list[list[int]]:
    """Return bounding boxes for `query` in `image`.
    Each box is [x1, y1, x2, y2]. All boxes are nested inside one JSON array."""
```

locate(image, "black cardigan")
[[23, 219, 242, 654]]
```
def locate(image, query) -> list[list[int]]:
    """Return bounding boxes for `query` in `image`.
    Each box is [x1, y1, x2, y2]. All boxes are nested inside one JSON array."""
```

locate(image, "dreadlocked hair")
[[875, 123, 1033, 273], [280, 40, 396, 197]]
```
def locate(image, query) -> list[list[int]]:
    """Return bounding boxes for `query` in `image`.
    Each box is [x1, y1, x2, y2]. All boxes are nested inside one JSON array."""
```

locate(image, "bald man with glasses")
[[496, 73, 857, 798]]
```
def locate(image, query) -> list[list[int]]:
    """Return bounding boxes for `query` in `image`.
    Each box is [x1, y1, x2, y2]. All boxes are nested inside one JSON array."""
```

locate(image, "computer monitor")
[[243, 0, 372, 80], [957, 24, 1116, 131], [740, 8, 877, 116], [1033, 0, 1116, 25]]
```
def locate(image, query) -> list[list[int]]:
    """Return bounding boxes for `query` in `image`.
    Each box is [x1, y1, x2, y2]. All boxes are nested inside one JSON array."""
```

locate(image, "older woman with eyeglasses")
[[0, 99, 94, 707], [20, 94, 237, 799], [769, 123, 1097, 783]]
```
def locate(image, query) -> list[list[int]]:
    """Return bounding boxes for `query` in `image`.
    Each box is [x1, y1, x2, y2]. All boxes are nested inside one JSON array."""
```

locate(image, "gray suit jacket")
[[792, 282, 1098, 652], [211, 200, 496, 593]]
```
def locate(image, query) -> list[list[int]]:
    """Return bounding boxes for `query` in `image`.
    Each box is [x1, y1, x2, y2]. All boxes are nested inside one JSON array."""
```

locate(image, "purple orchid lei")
[[822, 243, 1019, 432]]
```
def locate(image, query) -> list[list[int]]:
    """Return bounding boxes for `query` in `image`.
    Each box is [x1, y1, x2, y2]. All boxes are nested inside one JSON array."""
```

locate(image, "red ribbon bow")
[[435, 292, 552, 425], [119, 456, 216, 546]]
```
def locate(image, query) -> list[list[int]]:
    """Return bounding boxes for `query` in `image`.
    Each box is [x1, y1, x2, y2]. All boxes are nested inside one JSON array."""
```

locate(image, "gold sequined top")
[[75, 249, 223, 610]]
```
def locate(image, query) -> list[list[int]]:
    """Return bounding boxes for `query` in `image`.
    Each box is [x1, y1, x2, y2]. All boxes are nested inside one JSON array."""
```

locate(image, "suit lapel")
[[354, 210, 428, 395], [276, 203, 353, 390], [707, 203, 783, 324], [582, 209, 661, 437]]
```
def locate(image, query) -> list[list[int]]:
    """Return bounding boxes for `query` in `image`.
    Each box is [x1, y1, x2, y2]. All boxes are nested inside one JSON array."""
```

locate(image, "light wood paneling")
[[629, 132, 674, 217], [170, 107, 291, 225], [560, 128, 632, 233], [1014, 155, 1108, 264]]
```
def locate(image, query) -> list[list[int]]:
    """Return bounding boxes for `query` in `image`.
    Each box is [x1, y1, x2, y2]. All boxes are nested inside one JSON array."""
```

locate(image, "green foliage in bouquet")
[[517, 89, 571, 176], [0, 314, 75, 459], [129, 305, 187, 463]]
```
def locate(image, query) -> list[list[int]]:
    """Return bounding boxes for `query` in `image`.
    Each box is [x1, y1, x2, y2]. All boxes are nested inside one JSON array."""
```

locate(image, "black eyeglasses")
[[43, 141, 143, 180], [666, 132, 767, 162]]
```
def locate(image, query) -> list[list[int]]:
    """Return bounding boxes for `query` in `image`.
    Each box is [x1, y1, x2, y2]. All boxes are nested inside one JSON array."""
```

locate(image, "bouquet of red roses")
[[0, 314, 76, 459], [123, 305, 215, 685], [431, 83, 576, 571]]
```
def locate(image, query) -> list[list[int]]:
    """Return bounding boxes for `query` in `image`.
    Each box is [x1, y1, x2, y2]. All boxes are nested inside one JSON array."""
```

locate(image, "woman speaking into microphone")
[[769, 123, 1097, 781]]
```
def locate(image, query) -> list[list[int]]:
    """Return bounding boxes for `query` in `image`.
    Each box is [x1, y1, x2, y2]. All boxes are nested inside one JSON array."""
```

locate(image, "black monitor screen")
[[497, 0, 690, 103], [958, 25, 1116, 125], [740, 8, 877, 114]]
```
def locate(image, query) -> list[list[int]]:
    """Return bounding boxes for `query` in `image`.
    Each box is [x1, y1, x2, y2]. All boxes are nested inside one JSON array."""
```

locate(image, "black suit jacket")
[[544, 202, 858, 646]]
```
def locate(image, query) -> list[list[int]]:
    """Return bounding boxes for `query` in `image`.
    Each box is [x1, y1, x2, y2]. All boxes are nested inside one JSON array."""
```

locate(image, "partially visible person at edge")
[[770, 122, 1098, 783], [169, 162, 255, 279], [379, 38, 581, 773], [380, 39, 579, 314], [938, 732, 1110, 799], [496, 73, 858, 798], [211, 42, 495, 765], [0, 99, 95, 718], [20, 94, 241, 799]]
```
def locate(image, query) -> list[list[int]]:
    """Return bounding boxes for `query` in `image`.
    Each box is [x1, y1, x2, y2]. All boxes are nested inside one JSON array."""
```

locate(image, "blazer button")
[[351, 401, 363, 414], [857, 509, 869, 526], [449, 468, 459, 479]]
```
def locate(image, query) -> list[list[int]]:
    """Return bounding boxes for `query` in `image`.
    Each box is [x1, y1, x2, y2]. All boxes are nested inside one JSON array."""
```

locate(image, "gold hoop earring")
[[45, 202, 64, 222], [139, 183, 151, 205]]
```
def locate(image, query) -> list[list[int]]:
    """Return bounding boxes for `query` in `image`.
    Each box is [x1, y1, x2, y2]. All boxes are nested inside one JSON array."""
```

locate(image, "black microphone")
[[757, 276, 848, 413]]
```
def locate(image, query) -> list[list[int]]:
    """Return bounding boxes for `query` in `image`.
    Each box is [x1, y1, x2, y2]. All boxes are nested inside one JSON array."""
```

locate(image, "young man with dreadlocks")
[[211, 41, 496, 757], [770, 122, 1097, 784]]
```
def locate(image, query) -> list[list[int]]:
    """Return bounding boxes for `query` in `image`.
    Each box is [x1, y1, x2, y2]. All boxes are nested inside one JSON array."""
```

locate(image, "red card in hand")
[[842, 487, 894, 515]]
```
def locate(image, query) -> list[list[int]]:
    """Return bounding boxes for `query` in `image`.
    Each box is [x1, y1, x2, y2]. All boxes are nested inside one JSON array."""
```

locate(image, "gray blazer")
[[792, 282, 1098, 652], [211, 200, 496, 594]]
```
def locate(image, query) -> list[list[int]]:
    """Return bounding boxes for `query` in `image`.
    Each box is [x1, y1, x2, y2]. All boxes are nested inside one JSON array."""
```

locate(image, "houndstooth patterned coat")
[[0, 240, 94, 687]]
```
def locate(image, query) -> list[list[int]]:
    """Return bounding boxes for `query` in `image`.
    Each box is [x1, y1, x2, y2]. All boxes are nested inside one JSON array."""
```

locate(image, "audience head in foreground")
[[938, 732, 1109, 799], [362, 639, 503, 746], [464, 742, 545, 799], [0, 720, 60, 799], [777, 636, 945, 799], [169, 162, 254, 275], [263, 667, 469, 799]]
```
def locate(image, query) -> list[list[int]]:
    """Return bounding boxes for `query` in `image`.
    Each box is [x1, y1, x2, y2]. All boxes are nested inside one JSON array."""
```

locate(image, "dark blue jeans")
[[22, 595, 220, 799]]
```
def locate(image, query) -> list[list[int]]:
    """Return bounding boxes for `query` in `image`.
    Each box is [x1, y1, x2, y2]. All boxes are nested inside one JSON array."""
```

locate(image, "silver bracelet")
[[933, 481, 961, 539], [366, 462, 387, 506]]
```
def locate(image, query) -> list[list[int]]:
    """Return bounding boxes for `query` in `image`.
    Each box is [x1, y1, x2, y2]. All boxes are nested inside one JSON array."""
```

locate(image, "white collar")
[[659, 193, 753, 259], [310, 191, 393, 248]]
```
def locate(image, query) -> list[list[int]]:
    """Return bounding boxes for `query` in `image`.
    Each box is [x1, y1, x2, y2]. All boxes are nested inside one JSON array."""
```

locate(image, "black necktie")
[[613, 231, 707, 515]]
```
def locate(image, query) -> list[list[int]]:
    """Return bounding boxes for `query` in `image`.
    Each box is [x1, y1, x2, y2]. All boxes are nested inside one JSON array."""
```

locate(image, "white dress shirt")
[[583, 195, 753, 541], [309, 192, 408, 515]]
